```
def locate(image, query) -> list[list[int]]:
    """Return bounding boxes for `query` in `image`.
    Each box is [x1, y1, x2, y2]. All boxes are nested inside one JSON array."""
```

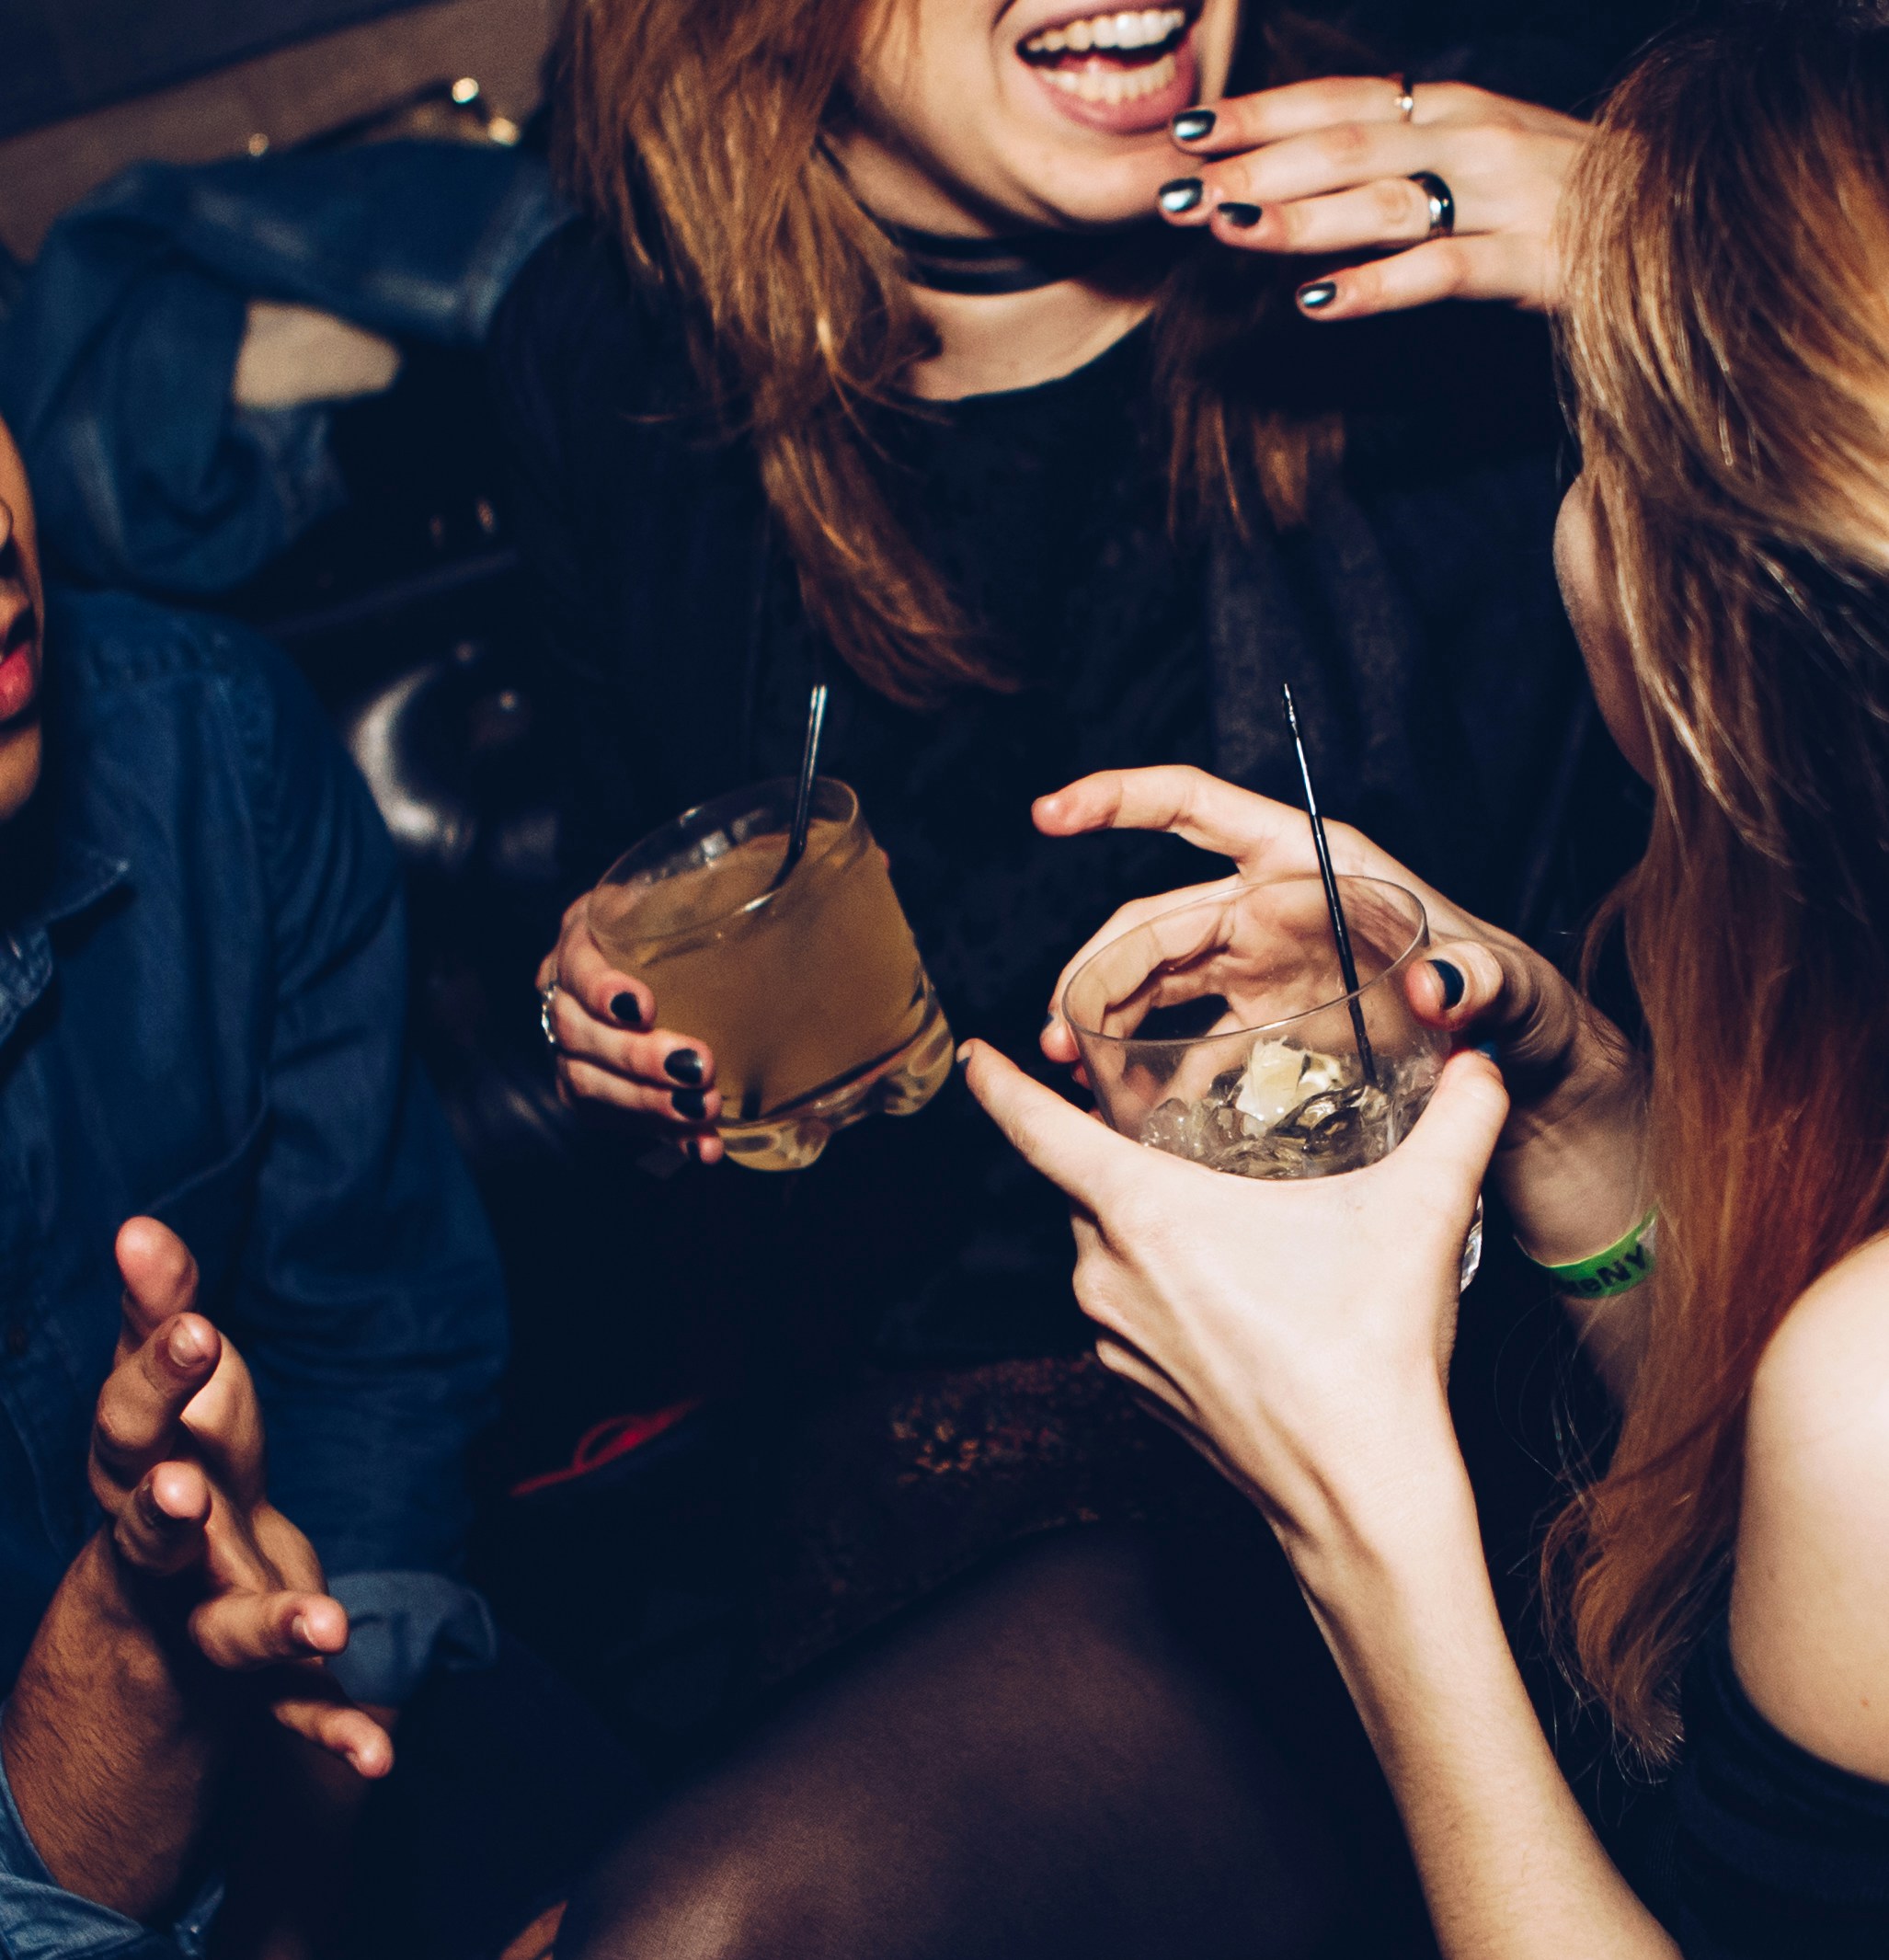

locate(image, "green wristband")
[[1528, 1210, 1658, 1300]]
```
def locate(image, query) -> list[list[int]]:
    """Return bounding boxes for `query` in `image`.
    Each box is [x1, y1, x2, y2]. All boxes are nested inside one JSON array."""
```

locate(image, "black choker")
[[870, 214, 1133, 295]]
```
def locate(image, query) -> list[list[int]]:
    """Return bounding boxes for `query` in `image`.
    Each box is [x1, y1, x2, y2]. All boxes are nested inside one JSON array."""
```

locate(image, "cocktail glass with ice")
[[1062, 875, 1480, 1282]]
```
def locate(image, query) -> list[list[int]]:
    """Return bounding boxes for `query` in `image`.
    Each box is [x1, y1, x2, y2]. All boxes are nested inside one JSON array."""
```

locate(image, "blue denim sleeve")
[[326, 1572, 498, 1709], [212, 623, 509, 1586], [0, 1718, 222, 1959]]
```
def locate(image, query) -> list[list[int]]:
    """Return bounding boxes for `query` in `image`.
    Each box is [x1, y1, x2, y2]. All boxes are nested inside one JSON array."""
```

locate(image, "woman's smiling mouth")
[[1017, 6, 1199, 130]]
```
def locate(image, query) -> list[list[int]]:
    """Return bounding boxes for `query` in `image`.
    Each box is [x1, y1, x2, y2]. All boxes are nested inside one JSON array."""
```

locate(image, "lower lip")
[[1023, 35, 1199, 136], [0, 642, 38, 724]]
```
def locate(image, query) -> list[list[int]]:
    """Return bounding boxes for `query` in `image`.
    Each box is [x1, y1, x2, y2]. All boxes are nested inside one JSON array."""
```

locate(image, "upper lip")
[[1013, 1, 1200, 51]]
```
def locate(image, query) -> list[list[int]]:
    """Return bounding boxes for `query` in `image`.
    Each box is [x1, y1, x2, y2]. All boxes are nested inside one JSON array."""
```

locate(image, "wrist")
[[1494, 1060, 1648, 1269], [1271, 1399, 1483, 1612]]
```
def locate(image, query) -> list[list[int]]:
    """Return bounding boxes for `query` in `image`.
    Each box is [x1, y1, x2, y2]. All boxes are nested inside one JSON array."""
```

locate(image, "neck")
[[905, 279, 1155, 400]]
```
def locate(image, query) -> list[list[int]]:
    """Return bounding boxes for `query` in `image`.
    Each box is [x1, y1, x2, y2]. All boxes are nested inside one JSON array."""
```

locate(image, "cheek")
[[1555, 489, 1656, 783]]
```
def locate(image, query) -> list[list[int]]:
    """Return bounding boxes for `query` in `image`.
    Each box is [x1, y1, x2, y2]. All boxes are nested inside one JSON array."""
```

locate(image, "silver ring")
[[540, 980, 563, 1055], [1410, 171, 1455, 238], [1393, 77, 1416, 123]]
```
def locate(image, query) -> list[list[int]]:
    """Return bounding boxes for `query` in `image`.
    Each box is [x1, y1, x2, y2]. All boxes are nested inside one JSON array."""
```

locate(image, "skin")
[[0, 420, 393, 1951], [544, 0, 1591, 1147], [0, 418, 46, 821], [956, 467, 1889, 1951], [2, 1221, 391, 1926]]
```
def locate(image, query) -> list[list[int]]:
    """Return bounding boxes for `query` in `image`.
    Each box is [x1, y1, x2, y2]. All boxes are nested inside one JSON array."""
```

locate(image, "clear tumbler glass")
[[1062, 874, 1481, 1284]]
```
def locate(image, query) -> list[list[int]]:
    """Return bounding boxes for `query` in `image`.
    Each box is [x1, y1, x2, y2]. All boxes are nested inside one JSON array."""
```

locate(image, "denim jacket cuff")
[[325, 1572, 498, 1709]]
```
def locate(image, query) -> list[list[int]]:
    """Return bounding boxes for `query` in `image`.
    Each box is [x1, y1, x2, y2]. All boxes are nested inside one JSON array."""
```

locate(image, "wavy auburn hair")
[[556, 0, 1356, 707], [1546, 0, 1889, 1763]]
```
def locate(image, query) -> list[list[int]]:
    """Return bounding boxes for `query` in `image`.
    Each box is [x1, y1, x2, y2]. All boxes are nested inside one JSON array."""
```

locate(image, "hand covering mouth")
[[1018, 6, 1196, 106]]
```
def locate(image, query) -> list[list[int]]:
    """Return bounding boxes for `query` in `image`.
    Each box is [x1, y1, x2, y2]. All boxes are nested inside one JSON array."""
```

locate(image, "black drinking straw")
[[771, 681, 830, 891], [1281, 683, 1380, 1088]]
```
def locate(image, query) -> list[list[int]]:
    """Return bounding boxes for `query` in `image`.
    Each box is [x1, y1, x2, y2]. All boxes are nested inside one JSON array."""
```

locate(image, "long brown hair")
[[1547, 1, 1889, 1763], [556, 0, 1356, 707]]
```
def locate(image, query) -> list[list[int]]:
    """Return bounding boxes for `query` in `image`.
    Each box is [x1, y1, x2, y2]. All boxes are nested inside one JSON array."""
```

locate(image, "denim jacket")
[[0, 590, 508, 1954]]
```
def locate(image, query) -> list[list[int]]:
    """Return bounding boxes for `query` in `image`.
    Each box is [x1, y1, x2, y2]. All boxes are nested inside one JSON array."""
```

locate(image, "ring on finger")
[[1392, 75, 1416, 123], [1410, 171, 1456, 239], [539, 980, 563, 1056]]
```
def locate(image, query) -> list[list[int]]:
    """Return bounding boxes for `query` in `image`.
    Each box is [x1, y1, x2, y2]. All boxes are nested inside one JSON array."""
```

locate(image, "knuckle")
[[1375, 177, 1421, 232], [1316, 120, 1372, 169]]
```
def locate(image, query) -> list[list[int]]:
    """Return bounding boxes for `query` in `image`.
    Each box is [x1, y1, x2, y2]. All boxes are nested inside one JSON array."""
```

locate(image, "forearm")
[[1288, 1453, 1677, 1960], [1, 1532, 223, 1920]]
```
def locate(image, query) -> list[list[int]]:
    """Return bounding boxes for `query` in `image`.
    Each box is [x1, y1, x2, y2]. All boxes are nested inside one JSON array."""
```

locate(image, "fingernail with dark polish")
[[671, 1086, 707, 1121], [1218, 201, 1262, 229], [1158, 177, 1204, 214], [664, 1049, 704, 1085], [1473, 1039, 1501, 1061], [1429, 959, 1466, 1009], [1298, 280, 1338, 311], [1172, 109, 1216, 143], [612, 992, 644, 1027]]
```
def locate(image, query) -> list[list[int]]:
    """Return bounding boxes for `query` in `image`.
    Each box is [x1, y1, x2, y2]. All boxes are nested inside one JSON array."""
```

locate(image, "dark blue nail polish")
[[1218, 201, 1262, 228], [612, 992, 643, 1027], [665, 1049, 704, 1085], [1473, 1040, 1501, 1062], [1430, 959, 1466, 1009], [671, 1086, 707, 1121], [1172, 108, 1216, 143], [1298, 281, 1338, 311], [1158, 177, 1204, 214]]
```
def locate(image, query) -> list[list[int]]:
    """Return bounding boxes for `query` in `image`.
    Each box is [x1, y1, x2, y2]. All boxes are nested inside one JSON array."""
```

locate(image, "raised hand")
[[1031, 767, 1647, 1285], [96, 1219, 392, 1777], [537, 895, 726, 1163], [1158, 75, 1588, 316]]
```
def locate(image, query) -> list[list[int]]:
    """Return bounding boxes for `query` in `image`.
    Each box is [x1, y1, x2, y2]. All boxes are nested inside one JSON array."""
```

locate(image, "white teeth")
[[1042, 50, 1178, 103], [1022, 7, 1187, 59]]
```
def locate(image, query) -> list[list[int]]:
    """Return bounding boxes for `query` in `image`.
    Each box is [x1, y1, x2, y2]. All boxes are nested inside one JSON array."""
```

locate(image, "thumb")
[[1396, 1050, 1508, 1219], [958, 1040, 1130, 1210], [116, 1219, 200, 1345]]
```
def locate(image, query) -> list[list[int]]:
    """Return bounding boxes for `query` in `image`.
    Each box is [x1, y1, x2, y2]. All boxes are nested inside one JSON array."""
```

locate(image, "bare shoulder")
[[1730, 1234, 1889, 1781]]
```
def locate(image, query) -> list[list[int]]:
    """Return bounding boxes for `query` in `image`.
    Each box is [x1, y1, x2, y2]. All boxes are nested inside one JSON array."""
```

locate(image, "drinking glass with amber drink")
[[588, 778, 954, 1171]]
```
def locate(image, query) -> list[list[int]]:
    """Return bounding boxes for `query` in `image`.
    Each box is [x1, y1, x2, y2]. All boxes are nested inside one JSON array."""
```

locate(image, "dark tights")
[[557, 1522, 1437, 1960]]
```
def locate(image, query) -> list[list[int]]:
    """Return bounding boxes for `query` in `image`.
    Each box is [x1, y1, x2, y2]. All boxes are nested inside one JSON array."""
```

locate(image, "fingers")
[[115, 1219, 200, 1347], [958, 1041, 1132, 1213], [548, 904, 657, 1036], [1035, 766, 1316, 866], [189, 1588, 348, 1671], [91, 1312, 220, 1496], [1405, 938, 1586, 1078], [1290, 233, 1543, 320], [545, 916, 723, 1134], [271, 1697, 395, 1780], [1169, 78, 1571, 159], [112, 1460, 212, 1577], [1395, 1050, 1509, 1216], [1201, 174, 1443, 258]]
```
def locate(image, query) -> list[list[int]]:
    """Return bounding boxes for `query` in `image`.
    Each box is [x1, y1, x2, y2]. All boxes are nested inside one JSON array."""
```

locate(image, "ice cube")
[[1140, 1098, 1192, 1157]]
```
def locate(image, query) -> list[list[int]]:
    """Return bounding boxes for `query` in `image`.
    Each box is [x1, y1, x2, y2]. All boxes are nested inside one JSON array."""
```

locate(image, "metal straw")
[[1280, 683, 1380, 1088], [770, 681, 830, 891]]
